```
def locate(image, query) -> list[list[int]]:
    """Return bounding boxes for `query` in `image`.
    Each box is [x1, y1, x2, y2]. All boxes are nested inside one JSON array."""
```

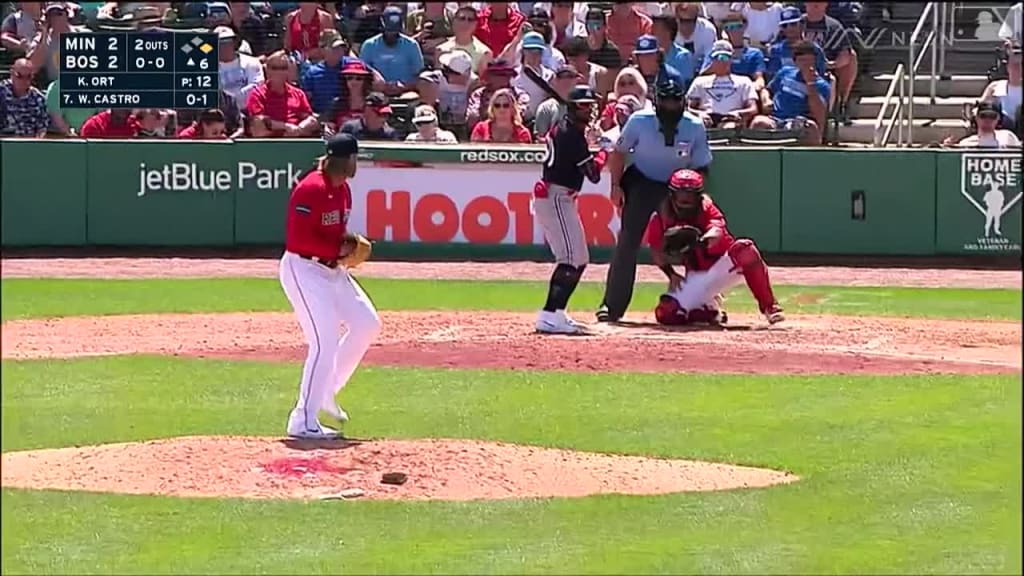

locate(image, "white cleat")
[[765, 305, 786, 325], [535, 310, 587, 335], [287, 424, 342, 440], [323, 403, 350, 423]]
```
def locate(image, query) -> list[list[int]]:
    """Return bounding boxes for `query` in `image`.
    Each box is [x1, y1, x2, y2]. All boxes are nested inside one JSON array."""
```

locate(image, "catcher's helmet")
[[668, 169, 704, 218], [669, 169, 704, 193], [654, 78, 684, 100], [568, 85, 598, 104]]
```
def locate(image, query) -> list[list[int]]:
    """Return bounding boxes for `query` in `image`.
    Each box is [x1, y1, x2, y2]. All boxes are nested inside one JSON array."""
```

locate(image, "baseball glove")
[[662, 225, 703, 258], [339, 233, 372, 268]]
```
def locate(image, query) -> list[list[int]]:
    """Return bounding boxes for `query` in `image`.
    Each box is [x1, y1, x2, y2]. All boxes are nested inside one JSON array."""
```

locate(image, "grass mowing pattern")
[[1, 356, 1021, 574], [2, 278, 1020, 321]]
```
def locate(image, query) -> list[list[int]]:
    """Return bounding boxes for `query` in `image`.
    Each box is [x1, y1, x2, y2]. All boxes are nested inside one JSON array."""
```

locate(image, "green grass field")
[[1, 278, 1021, 574]]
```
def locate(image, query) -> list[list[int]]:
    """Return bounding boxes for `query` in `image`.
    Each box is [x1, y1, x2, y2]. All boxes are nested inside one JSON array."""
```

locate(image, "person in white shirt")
[[406, 104, 459, 142], [946, 102, 1022, 148], [512, 32, 556, 119], [981, 44, 1022, 130], [743, 2, 783, 46], [999, 3, 1022, 45], [215, 26, 264, 109], [673, 2, 718, 65], [703, 2, 742, 24], [686, 40, 758, 129], [436, 4, 493, 75], [436, 50, 478, 130]]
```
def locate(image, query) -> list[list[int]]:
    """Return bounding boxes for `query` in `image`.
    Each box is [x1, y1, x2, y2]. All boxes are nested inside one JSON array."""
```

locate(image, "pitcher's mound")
[[1, 436, 797, 501]]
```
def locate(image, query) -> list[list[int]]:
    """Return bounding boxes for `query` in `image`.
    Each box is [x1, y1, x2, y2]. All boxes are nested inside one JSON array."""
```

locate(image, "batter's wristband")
[[659, 264, 676, 279]]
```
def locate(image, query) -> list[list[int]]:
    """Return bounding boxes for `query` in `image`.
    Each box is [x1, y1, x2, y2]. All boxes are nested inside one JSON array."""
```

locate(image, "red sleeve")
[[470, 121, 489, 142], [644, 213, 666, 249], [514, 125, 533, 143], [700, 198, 727, 233], [246, 86, 266, 117], [292, 178, 334, 240], [78, 114, 103, 138], [177, 124, 198, 138], [293, 88, 313, 120]]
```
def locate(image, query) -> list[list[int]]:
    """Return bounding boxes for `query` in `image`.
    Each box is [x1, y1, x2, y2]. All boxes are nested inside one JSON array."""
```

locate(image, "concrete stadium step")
[[840, 118, 965, 145], [866, 74, 990, 98], [857, 95, 977, 120]]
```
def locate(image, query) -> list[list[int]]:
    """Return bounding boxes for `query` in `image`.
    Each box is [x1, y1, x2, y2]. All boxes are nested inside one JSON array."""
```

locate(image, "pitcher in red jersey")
[[279, 133, 381, 439]]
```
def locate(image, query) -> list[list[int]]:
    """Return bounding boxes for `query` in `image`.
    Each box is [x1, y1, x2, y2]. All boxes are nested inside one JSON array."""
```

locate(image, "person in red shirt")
[[279, 133, 381, 439], [177, 109, 228, 139], [606, 3, 652, 61], [245, 51, 320, 137], [470, 88, 532, 143], [645, 169, 785, 326], [475, 2, 525, 56], [78, 109, 138, 138], [284, 3, 333, 57]]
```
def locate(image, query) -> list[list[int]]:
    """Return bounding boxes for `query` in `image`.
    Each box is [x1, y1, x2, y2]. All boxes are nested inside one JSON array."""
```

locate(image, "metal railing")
[[874, 2, 943, 147]]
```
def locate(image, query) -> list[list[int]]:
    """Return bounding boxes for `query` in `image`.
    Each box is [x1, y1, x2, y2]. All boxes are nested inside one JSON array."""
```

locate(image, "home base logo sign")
[[960, 153, 1022, 252]]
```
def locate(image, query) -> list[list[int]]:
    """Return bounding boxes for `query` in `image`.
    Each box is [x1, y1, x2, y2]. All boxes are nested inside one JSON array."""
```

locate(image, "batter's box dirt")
[[1, 311, 1019, 375], [0, 436, 798, 501]]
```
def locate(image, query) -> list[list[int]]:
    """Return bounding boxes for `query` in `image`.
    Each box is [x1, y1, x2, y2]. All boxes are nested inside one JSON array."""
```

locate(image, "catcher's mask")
[[667, 169, 704, 219]]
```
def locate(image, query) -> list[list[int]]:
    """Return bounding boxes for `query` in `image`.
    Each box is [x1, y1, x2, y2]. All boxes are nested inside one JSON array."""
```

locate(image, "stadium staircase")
[[844, 1, 1016, 146]]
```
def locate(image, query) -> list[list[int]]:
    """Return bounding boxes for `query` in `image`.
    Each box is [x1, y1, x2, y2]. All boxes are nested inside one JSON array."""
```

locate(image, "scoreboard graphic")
[[59, 32, 219, 108]]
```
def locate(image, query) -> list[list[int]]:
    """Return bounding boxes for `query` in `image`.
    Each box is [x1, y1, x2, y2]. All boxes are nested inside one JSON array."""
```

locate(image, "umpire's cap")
[[568, 85, 598, 104], [324, 133, 358, 158], [655, 78, 685, 100]]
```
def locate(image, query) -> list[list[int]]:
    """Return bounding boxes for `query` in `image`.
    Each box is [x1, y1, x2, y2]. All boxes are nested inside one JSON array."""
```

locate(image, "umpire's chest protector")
[[620, 111, 710, 183]]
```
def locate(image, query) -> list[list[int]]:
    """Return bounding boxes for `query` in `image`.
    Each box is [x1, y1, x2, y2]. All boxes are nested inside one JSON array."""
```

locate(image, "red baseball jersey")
[[644, 195, 734, 271], [284, 169, 352, 262]]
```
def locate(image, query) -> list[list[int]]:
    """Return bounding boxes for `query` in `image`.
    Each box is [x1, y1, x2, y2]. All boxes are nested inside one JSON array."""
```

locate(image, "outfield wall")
[[1, 140, 1019, 258]]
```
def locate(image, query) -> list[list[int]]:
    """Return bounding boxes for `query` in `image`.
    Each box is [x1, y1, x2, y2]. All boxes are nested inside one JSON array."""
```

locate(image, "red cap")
[[341, 60, 372, 76], [669, 169, 704, 191]]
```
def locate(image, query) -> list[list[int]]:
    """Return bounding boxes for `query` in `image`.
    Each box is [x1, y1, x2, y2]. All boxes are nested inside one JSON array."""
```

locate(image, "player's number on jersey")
[[543, 134, 556, 168]]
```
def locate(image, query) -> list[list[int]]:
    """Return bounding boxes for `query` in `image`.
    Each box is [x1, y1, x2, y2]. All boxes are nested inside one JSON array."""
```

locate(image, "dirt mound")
[[2, 258, 1020, 289], [0, 436, 798, 501], [2, 311, 1019, 374]]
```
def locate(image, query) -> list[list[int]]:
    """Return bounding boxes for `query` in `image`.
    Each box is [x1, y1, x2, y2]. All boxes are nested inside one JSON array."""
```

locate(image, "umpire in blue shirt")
[[596, 78, 713, 323]]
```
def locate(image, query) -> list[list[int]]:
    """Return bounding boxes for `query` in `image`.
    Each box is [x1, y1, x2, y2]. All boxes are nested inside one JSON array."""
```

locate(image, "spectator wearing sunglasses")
[[583, 8, 624, 73], [436, 5, 493, 75], [360, 6, 425, 96], [497, 7, 566, 70], [246, 51, 319, 138], [0, 59, 49, 137], [765, 7, 828, 81], [470, 87, 533, 143], [468, 59, 530, 127], [709, 11, 771, 111], [631, 35, 686, 101], [339, 91, 401, 141], [672, 2, 717, 69], [944, 102, 1022, 149], [687, 41, 758, 130]]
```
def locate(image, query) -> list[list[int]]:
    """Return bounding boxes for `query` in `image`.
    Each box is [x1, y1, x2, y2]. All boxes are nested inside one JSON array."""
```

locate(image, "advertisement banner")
[[935, 152, 1022, 254], [349, 165, 621, 246]]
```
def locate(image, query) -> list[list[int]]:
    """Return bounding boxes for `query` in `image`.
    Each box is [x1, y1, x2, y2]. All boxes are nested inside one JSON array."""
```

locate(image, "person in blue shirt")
[[631, 35, 686, 101], [358, 5, 424, 95], [300, 37, 350, 116], [709, 10, 771, 112], [596, 78, 712, 323], [650, 15, 696, 87], [765, 6, 828, 81], [751, 41, 831, 145]]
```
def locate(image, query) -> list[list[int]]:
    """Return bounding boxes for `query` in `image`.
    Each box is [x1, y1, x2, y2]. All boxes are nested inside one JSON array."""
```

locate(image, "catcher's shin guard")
[[654, 295, 689, 325], [727, 239, 779, 313]]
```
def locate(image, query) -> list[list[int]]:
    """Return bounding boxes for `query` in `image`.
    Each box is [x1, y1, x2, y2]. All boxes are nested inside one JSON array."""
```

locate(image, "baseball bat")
[[522, 66, 568, 106]]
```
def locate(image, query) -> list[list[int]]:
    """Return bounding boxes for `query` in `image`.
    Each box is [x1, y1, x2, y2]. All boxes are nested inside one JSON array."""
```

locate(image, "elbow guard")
[[592, 149, 608, 172]]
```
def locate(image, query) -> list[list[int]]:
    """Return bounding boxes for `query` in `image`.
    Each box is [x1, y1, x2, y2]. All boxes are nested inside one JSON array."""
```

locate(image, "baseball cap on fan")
[[365, 92, 393, 115], [779, 6, 804, 26], [634, 35, 659, 55], [214, 25, 236, 41], [412, 104, 439, 125], [702, 40, 734, 71], [44, 2, 67, 15], [522, 32, 547, 51], [439, 49, 473, 75], [382, 6, 404, 33]]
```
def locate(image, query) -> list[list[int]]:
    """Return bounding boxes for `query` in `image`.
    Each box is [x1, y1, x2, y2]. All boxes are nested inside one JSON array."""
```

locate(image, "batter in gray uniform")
[[533, 85, 606, 334]]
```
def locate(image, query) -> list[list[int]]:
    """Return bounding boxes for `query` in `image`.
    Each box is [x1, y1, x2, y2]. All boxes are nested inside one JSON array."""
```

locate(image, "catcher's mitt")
[[339, 233, 372, 268], [662, 225, 702, 259]]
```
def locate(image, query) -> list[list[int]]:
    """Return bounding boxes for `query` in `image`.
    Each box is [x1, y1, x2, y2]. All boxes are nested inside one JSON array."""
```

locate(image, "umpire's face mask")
[[655, 97, 684, 142]]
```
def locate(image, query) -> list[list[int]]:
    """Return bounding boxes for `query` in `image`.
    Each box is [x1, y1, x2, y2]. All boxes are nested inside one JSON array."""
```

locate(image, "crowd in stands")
[[0, 1, 1019, 148]]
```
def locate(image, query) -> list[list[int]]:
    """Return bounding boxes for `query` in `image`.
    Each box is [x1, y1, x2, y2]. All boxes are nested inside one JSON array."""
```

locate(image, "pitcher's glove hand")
[[663, 225, 703, 259], [339, 233, 372, 268]]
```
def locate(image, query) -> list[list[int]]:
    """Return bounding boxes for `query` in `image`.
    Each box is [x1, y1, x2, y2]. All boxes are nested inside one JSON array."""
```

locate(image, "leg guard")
[[544, 263, 584, 312], [654, 295, 690, 325], [727, 239, 779, 313]]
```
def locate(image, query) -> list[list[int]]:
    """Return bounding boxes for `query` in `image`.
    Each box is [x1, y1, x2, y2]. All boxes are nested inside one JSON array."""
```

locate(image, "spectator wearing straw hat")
[[406, 104, 459, 143]]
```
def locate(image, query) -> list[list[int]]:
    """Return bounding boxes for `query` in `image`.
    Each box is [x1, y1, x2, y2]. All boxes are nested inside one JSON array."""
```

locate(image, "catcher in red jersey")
[[644, 169, 785, 326]]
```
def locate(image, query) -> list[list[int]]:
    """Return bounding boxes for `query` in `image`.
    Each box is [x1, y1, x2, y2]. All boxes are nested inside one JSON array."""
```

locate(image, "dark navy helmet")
[[568, 85, 598, 104]]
